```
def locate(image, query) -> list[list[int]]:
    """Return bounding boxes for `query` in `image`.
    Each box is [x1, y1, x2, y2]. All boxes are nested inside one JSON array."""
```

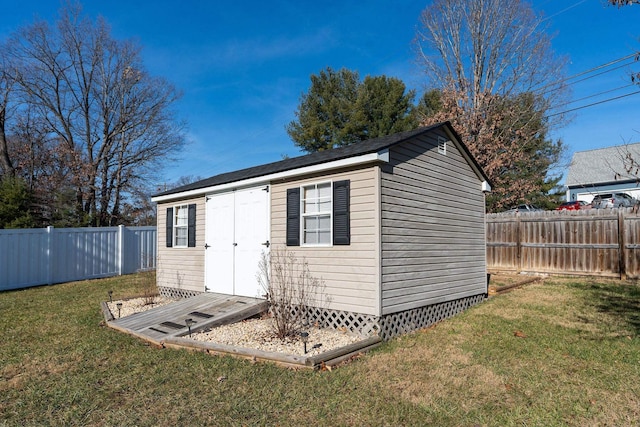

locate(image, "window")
[[438, 136, 447, 155], [286, 180, 350, 247], [166, 204, 196, 248], [301, 182, 332, 245], [174, 205, 189, 247]]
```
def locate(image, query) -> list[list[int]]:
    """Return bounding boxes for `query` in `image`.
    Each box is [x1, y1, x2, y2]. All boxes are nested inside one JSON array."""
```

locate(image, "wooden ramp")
[[108, 293, 268, 345]]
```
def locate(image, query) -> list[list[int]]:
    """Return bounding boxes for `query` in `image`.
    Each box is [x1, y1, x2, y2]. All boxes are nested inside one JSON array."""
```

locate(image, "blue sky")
[[1, 1, 639, 187]]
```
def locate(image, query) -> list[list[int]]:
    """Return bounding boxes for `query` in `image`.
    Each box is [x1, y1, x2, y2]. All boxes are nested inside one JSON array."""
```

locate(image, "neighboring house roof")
[[153, 121, 490, 200], [566, 142, 640, 188]]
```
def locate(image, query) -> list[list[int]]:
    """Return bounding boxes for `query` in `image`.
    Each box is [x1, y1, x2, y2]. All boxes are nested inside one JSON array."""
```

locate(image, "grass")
[[1, 274, 639, 426]]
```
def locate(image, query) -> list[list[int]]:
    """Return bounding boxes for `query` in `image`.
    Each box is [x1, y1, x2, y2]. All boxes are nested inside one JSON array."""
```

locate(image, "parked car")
[[508, 204, 543, 212], [556, 201, 588, 211], [591, 193, 638, 209]]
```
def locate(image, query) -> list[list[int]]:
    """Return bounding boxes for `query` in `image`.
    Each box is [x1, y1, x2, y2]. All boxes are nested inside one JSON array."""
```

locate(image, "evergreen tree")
[[0, 176, 33, 228], [287, 67, 417, 152]]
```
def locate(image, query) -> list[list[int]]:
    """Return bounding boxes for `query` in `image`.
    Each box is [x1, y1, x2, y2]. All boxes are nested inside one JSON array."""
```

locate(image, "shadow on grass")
[[572, 281, 640, 336]]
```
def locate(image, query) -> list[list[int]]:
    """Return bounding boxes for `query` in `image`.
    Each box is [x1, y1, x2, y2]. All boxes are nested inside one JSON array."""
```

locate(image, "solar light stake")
[[116, 302, 122, 318], [108, 290, 113, 303], [185, 318, 194, 337], [300, 331, 309, 354]]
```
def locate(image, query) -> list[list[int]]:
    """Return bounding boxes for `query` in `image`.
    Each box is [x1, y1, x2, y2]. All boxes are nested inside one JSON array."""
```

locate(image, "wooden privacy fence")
[[0, 226, 156, 291], [487, 208, 640, 279]]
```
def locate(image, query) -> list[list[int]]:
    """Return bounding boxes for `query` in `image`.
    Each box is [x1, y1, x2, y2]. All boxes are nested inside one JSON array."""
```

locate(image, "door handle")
[[262, 241, 270, 248], [204, 243, 210, 249]]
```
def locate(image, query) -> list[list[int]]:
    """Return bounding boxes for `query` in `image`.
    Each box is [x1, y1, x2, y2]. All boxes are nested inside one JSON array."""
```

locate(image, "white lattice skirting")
[[305, 294, 486, 340], [158, 286, 202, 300], [158, 287, 486, 340], [377, 294, 486, 339]]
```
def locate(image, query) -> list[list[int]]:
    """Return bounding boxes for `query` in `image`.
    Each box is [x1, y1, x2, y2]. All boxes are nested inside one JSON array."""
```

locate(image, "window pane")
[[318, 199, 331, 212], [304, 216, 318, 230], [304, 200, 318, 214], [175, 227, 187, 246], [304, 231, 317, 244], [175, 206, 188, 226], [318, 230, 330, 244], [304, 186, 318, 199], [318, 215, 330, 229], [318, 183, 331, 197]]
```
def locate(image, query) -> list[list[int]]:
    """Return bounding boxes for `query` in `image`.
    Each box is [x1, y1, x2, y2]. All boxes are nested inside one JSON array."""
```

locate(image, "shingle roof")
[[566, 142, 640, 187], [153, 121, 488, 197]]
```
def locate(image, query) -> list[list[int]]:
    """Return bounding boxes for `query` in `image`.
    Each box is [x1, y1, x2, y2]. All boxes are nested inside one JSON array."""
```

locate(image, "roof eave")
[[151, 150, 389, 203], [440, 122, 492, 189]]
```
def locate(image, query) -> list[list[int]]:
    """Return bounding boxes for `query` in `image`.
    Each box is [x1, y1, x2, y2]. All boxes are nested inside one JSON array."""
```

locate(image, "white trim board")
[[152, 151, 389, 203]]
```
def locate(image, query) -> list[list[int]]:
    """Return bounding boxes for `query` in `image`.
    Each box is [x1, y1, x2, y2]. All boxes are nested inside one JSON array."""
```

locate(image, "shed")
[[151, 122, 491, 338], [566, 142, 640, 203]]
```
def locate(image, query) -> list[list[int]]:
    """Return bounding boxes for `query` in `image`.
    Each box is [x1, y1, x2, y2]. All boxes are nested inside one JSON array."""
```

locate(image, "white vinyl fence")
[[0, 226, 156, 291]]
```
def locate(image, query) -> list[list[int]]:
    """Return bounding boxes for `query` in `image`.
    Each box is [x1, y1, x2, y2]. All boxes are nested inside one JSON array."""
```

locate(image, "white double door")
[[205, 186, 269, 297]]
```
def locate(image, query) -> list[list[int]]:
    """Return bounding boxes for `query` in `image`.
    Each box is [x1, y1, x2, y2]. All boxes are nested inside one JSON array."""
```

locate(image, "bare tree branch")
[[3, 3, 186, 226], [415, 0, 569, 211]]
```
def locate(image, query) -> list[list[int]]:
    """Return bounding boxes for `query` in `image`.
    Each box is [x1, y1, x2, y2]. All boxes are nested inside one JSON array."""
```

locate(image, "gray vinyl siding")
[[380, 130, 487, 315], [271, 166, 381, 316], [157, 197, 206, 293]]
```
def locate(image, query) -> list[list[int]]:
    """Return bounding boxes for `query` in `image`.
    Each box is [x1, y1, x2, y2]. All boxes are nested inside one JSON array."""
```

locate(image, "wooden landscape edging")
[[163, 335, 383, 369], [486, 208, 640, 279]]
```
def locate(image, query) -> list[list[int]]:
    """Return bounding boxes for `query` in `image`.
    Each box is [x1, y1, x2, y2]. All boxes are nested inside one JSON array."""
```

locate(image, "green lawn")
[[1, 273, 638, 426]]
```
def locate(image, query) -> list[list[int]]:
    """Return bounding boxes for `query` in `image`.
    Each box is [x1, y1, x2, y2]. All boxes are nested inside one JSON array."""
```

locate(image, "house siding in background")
[[566, 142, 640, 202]]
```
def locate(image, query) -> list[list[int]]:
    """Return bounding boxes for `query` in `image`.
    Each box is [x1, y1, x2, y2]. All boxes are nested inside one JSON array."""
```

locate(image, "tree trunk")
[[0, 107, 14, 177]]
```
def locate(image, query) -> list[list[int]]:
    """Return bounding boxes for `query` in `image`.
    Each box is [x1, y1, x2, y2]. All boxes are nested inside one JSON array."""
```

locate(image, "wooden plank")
[[109, 294, 268, 340], [306, 336, 382, 367], [164, 337, 309, 367], [520, 243, 618, 249], [176, 301, 269, 335]]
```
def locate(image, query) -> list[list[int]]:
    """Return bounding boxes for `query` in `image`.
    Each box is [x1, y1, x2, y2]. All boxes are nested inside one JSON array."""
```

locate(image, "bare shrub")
[[138, 270, 159, 305], [257, 247, 328, 340]]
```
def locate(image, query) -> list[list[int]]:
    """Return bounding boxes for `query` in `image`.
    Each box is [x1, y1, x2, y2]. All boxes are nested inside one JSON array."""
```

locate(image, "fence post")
[[46, 226, 54, 285], [618, 210, 626, 280], [516, 214, 522, 273], [118, 225, 125, 276]]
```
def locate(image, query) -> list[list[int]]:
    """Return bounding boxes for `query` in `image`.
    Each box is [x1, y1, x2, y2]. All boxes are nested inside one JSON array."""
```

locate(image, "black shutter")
[[166, 207, 173, 247], [187, 204, 196, 247], [333, 180, 350, 245], [286, 188, 300, 246]]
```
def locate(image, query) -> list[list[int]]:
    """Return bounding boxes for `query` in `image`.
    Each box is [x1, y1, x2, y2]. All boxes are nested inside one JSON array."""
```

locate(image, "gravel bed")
[[191, 318, 362, 357], [107, 296, 176, 318], [108, 297, 364, 357]]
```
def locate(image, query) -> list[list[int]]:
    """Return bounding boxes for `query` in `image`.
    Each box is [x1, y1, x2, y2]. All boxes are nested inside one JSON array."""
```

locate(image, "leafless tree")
[[5, 4, 185, 226], [608, 0, 640, 6], [415, 0, 569, 211], [0, 50, 15, 178]]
